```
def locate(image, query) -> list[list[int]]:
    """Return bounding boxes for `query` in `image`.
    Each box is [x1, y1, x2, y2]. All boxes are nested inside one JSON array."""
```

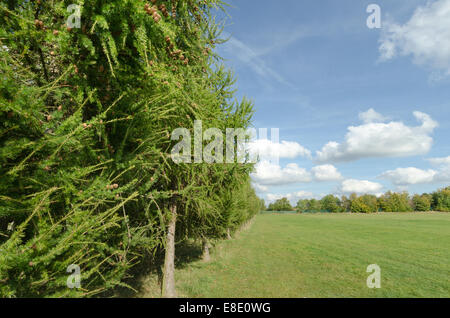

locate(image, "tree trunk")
[[226, 228, 232, 240], [202, 238, 211, 262], [162, 203, 177, 298]]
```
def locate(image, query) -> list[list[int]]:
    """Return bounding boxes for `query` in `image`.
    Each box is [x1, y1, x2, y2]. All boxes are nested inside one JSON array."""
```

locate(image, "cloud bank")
[[251, 161, 312, 186], [379, 0, 450, 76], [380, 167, 437, 186], [252, 161, 342, 186], [316, 110, 438, 163], [311, 164, 343, 181], [339, 179, 383, 195], [380, 156, 450, 185], [248, 139, 311, 161]]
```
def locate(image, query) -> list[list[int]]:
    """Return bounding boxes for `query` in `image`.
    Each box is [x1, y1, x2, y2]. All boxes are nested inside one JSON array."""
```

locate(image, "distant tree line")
[[266, 187, 450, 213], [267, 198, 294, 212]]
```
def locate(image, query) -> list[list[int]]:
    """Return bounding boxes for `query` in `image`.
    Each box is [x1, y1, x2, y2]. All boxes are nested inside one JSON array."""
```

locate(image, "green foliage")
[[259, 198, 266, 212], [294, 199, 322, 213], [350, 198, 371, 213], [432, 187, 450, 212], [341, 195, 351, 212], [320, 195, 342, 213], [412, 194, 432, 212], [0, 0, 261, 297], [292, 188, 450, 214], [306, 199, 321, 212], [268, 198, 294, 211], [295, 199, 308, 213], [378, 192, 412, 212], [350, 195, 378, 213]]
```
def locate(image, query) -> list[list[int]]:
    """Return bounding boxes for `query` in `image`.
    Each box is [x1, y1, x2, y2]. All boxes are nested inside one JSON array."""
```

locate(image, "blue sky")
[[214, 0, 450, 203]]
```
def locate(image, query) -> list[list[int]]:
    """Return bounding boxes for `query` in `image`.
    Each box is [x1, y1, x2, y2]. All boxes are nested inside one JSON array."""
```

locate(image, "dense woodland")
[[267, 187, 450, 213], [0, 0, 263, 297]]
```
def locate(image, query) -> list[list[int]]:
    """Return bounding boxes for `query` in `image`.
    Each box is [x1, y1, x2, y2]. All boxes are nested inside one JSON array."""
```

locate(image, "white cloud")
[[379, 0, 450, 76], [267, 191, 315, 204], [340, 179, 383, 194], [248, 139, 311, 161], [252, 183, 269, 193], [312, 164, 343, 181], [316, 110, 438, 163], [359, 108, 388, 124], [251, 161, 312, 186], [380, 167, 437, 185], [429, 156, 450, 167], [428, 156, 450, 182], [251, 161, 344, 186], [380, 156, 450, 185], [436, 167, 450, 183]]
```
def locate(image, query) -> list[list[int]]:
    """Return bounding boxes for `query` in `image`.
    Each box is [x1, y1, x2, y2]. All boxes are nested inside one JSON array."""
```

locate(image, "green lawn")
[[171, 213, 450, 298]]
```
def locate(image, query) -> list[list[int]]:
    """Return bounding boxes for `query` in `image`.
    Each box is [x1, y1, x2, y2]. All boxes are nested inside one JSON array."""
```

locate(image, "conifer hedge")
[[0, 0, 262, 297]]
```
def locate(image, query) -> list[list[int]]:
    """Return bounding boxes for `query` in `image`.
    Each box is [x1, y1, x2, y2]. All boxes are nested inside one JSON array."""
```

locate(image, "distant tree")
[[306, 199, 321, 212], [320, 195, 342, 213], [351, 194, 378, 213], [296, 199, 308, 213], [432, 187, 450, 212], [268, 198, 294, 211], [412, 194, 432, 212], [379, 192, 412, 212], [260, 198, 267, 211], [362, 194, 379, 212], [350, 197, 371, 213], [348, 193, 359, 212], [341, 195, 351, 212]]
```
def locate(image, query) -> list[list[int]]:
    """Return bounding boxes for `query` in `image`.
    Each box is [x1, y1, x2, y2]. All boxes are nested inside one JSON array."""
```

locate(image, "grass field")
[[140, 213, 450, 298]]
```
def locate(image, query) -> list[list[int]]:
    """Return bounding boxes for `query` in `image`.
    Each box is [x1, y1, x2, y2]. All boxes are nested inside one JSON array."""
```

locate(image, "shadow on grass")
[[175, 240, 203, 269], [113, 239, 203, 298]]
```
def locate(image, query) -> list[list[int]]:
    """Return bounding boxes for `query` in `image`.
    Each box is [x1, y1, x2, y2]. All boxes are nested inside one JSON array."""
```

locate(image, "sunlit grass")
[[172, 213, 450, 298]]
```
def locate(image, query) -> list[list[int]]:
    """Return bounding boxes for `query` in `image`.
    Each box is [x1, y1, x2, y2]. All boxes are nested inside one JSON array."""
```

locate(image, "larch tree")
[[1, 0, 261, 297]]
